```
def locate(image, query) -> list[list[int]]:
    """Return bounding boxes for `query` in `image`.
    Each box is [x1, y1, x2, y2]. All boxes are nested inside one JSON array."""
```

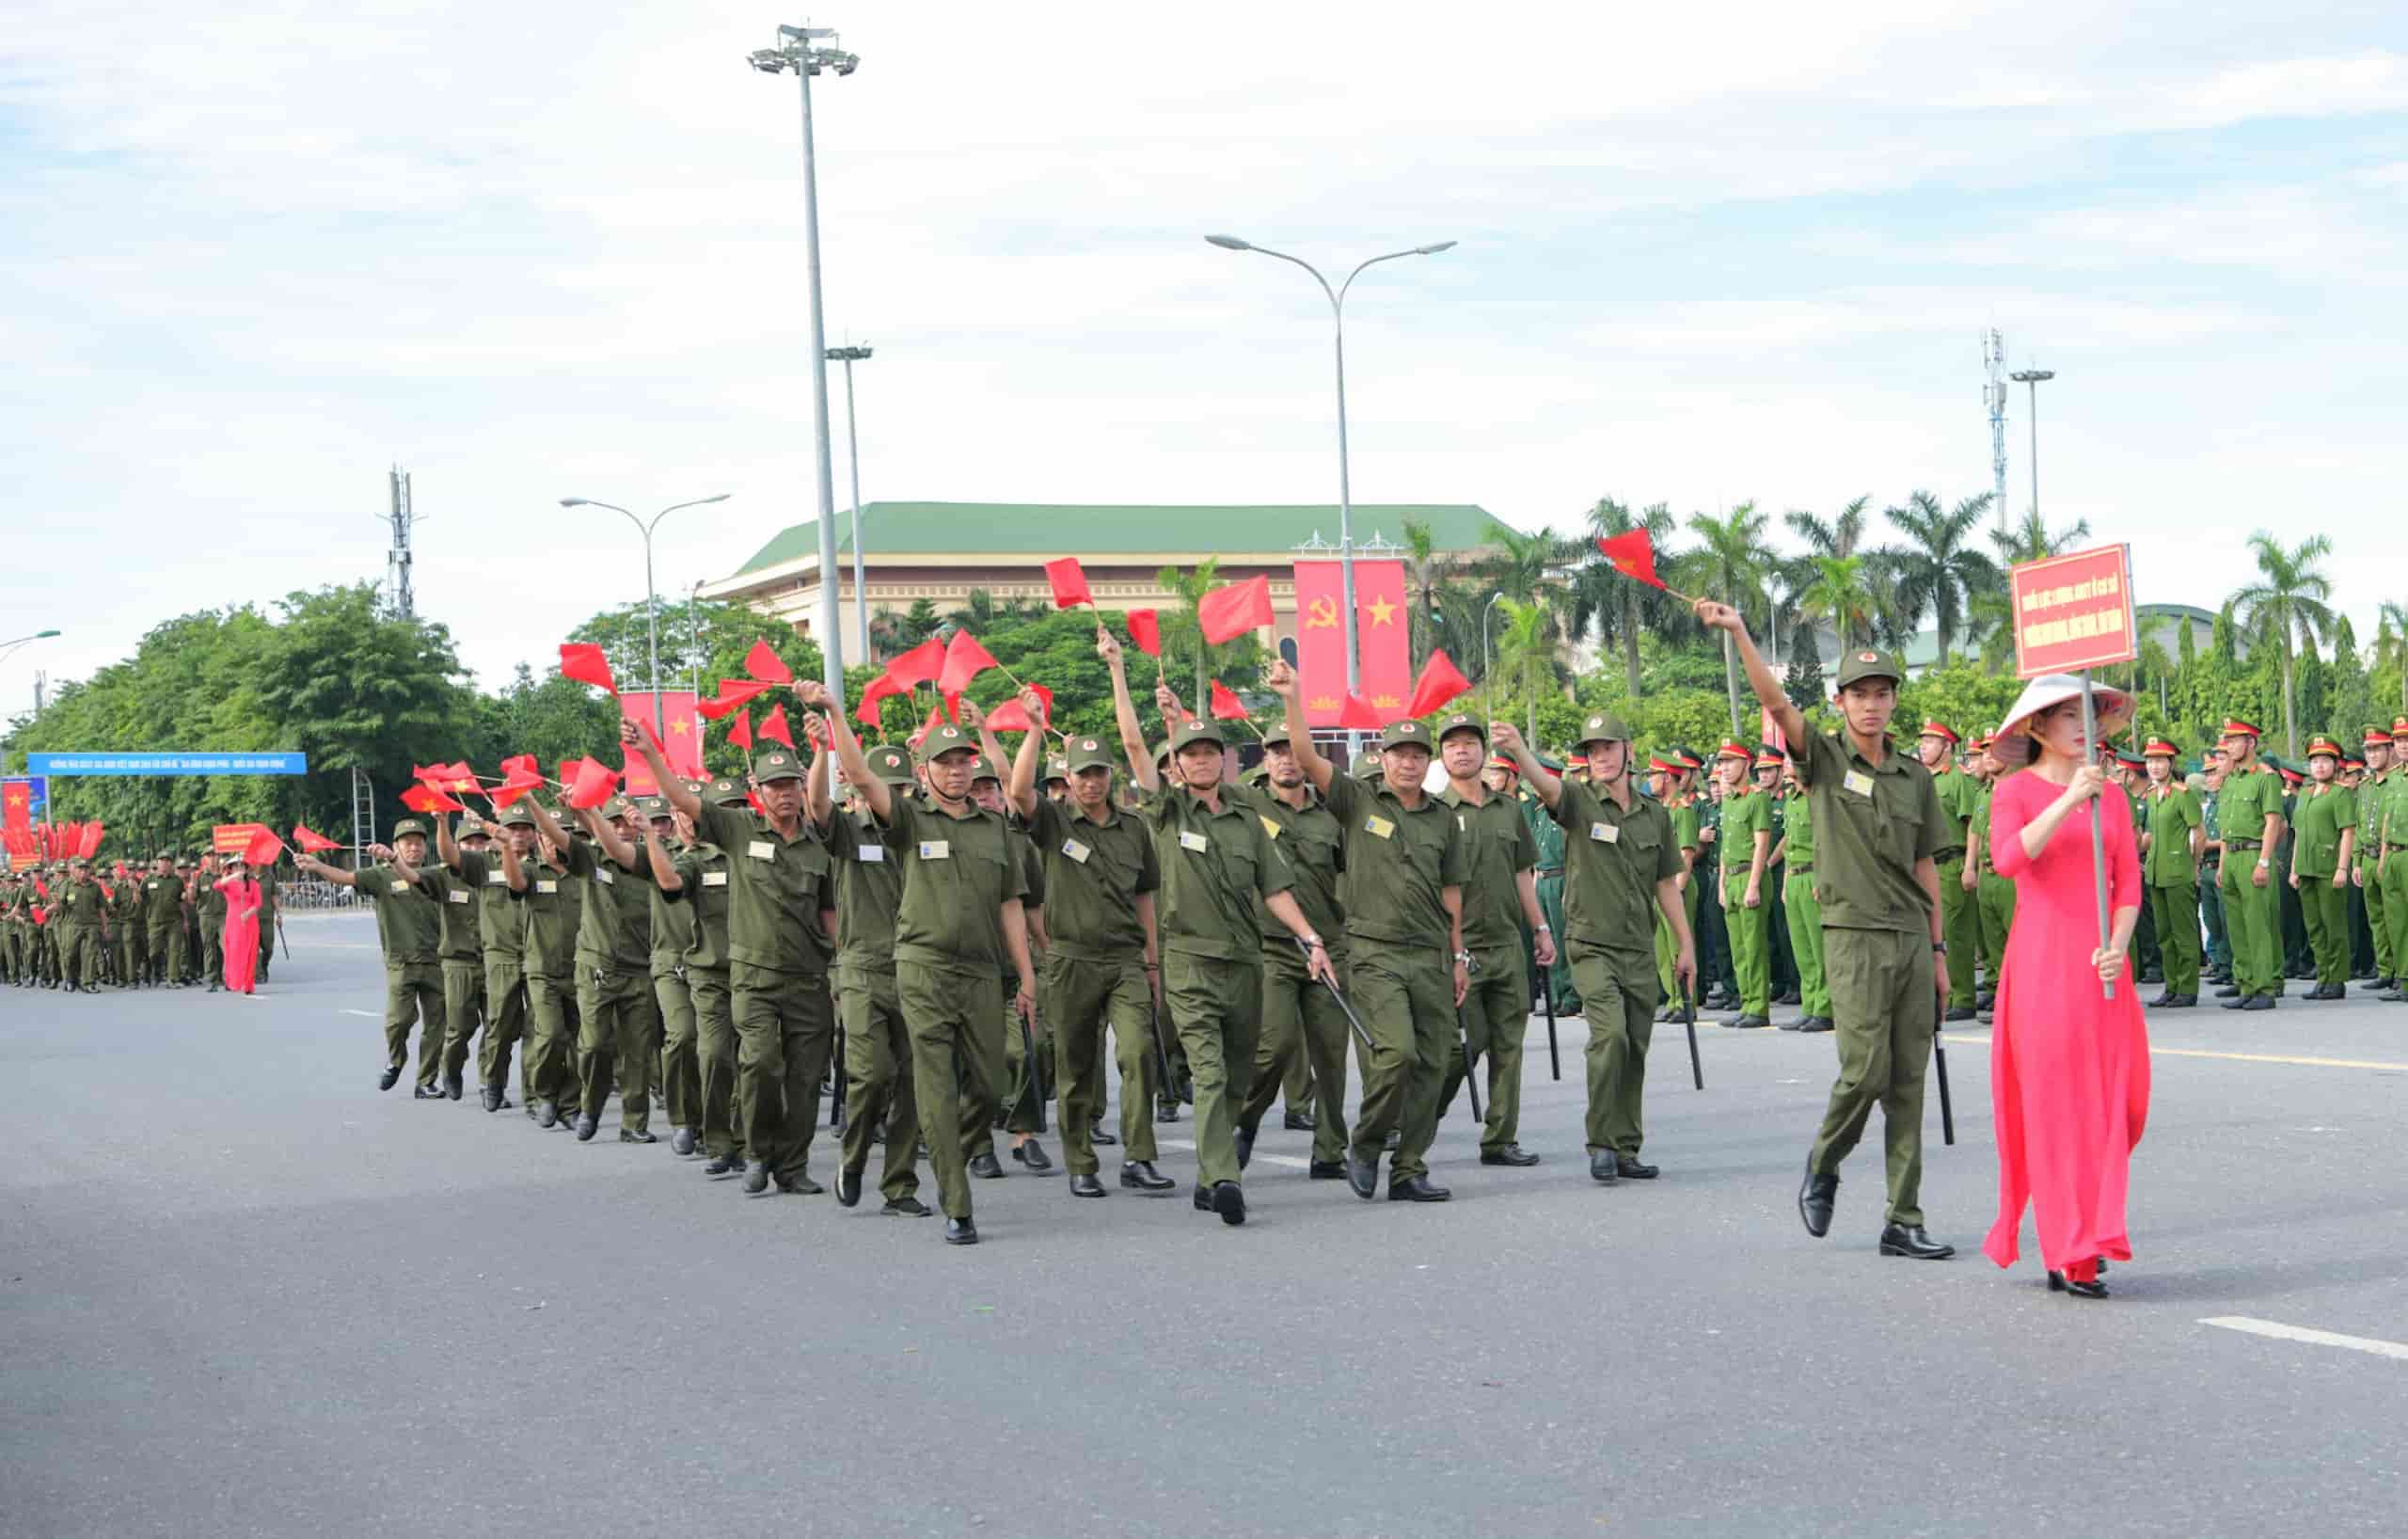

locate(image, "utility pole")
[[1983, 330, 2009, 540], [381, 467, 420, 619]]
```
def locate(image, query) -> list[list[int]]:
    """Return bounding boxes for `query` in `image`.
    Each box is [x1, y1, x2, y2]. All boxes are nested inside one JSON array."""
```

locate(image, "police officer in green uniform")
[[437, 802, 535, 1111], [2211, 719, 2286, 1011], [967, 753, 1054, 1177], [420, 816, 489, 1099], [649, 779, 751, 1172], [1969, 740, 2016, 1014], [111, 864, 145, 989], [530, 796, 661, 1142], [624, 796, 698, 1146], [140, 852, 188, 988], [2381, 720, 2408, 999], [2290, 737, 2355, 998], [1705, 606, 1956, 1261], [299, 822, 450, 1096], [195, 853, 228, 990], [1774, 757, 1832, 1032], [2139, 738, 2204, 1008], [2273, 762, 2309, 983], [1919, 722, 1980, 1021], [55, 856, 107, 991], [2353, 729, 2394, 991], [1714, 742, 1774, 1027], [1262, 658, 1465, 1206]]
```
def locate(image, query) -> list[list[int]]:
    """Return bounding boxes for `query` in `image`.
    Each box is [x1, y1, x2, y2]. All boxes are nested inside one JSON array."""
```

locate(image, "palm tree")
[[2375, 600, 2408, 714], [1567, 498, 1683, 699], [1989, 506, 2091, 566], [1795, 555, 1877, 657], [1399, 517, 1456, 672], [1887, 489, 2000, 664], [1477, 524, 1568, 604], [1681, 500, 1773, 733], [2225, 532, 2337, 758], [1784, 496, 1873, 560], [1488, 597, 1560, 744], [1155, 559, 1233, 707]]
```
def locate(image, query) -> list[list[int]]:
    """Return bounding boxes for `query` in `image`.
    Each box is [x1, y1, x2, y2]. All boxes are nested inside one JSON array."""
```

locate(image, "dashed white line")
[[2201, 1316, 2408, 1362]]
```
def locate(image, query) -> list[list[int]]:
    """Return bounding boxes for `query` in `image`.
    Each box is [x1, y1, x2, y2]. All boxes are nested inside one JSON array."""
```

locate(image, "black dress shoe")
[[2240, 994, 2274, 1011], [943, 1217, 978, 1245], [2213, 985, 2242, 998], [619, 1128, 657, 1145], [1212, 1181, 1246, 1226], [574, 1113, 598, 1140], [1192, 1184, 1214, 1212], [1345, 1151, 1379, 1200], [671, 1126, 696, 1155], [1877, 1222, 1956, 1260], [1089, 1121, 1117, 1146], [705, 1151, 744, 1176], [1589, 1148, 1619, 1184], [775, 1170, 824, 1195], [415, 1085, 447, 1101], [1798, 1165, 1837, 1237], [2220, 995, 2248, 1009], [967, 1151, 1005, 1180], [1155, 1104, 1179, 1124], [1234, 1126, 1255, 1170], [1069, 1173, 1106, 1198], [1283, 1109, 1316, 1132], [1119, 1161, 1176, 1192], [1614, 1153, 1659, 1179], [1774, 990, 1801, 1007], [444, 1071, 465, 1102], [1733, 1014, 1771, 1029], [881, 1195, 931, 1216], [1481, 1144, 1541, 1166], [2146, 992, 2173, 1007], [1799, 1017, 1834, 1033], [1943, 1006, 1976, 1022], [1308, 1159, 1346, 1180], [2163, 994, 2195, 1007], [1011, 1140, 1053, 1173], [836, 1165, 863, 1207], [379, 1066, 404, 1092], [1387, 1174, 1450, 1202], [743, 1161, 771, 1195], [1974, 992, 1996, 1012], [482, 1083, 504, 1113]]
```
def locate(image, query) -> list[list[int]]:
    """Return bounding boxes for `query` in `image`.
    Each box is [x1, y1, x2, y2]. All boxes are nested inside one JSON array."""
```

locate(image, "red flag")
[[726, 709, 753, 752], [986, 685, 1055, 735], [1043, 557, 1093, 610], [745, 788, 768, 817], [1197, 575, 1274, 645], [912, 706, 945, 747], [743, 639, 793, 686], [499, 753, 538, 778], [887, 637, 944, 688], [564, 758, 621, 811], [1127, 609, 1162, 658], [696, 678, 771, 721], [1405, 649, 1470, 718], [857, 672, 908, 726], [758, 705, 795, 749], [559, 643, 617, 695], [1596, 530, 1665, 590], [938, 630, 1000, 697], [939, 690, 960, 724], [78, 822, 106, 859], [293, 824, 343, 854], [402, 784, 465, 815], [1208, 680, 1249, 721], [557, 760, 579, 790], [241, 827, 285, 866], [1339, 692, 1385, 731]]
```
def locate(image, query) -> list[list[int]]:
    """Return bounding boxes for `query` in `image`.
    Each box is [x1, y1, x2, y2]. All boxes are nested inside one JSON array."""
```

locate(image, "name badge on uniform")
[[748, 840, 774, 860], [447, 889, 470, 904], [1259, 816, 1281, 840], [919, 840, 952, 860], [536, 880, 559, 895], [594, 869, 614, 884], [1179, 831, 1210, 853], [1457, 814, 1468, 833], [857, 846, 885, 865], [1364, 816, 1395, 840], [388, 879, 409, 893], [486, 870, 506, 885], [1590, 821, 1620, 844], [1062, 838, 1092, 865], [1843, 770, 1875, 798], [702, 871, 729, 888]]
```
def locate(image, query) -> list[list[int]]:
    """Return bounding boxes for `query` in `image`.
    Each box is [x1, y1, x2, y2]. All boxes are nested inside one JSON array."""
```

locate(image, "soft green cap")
[[1834, 647, 1904, 690], [1380, 719, 1434, 751], [1064, 736, 1117, 774], [1170, 719, 1226, 752], [752, 750, 805, 783]]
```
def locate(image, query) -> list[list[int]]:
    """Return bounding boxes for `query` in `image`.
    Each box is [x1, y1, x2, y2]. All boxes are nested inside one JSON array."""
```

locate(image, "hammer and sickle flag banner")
[[620, 691, 702, 795], [1292, 559, 1410, 728]]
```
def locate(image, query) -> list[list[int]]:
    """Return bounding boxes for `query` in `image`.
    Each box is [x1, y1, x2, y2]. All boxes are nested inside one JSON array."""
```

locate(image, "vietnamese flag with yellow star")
[[619, 691, 703, 794]]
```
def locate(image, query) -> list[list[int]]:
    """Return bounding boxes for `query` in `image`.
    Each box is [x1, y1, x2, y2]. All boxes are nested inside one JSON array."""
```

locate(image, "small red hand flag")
[[1044, 557, 1093, 610], [726, 709, 753, 751], [564, 758, 621, 811], [887, 637, 944, 688], [1197, 575, 1274, 645], [758, 705, 795, 749], [938, 630, 1000, 697], [1208, 680, 1249, 721], [293, 824, 343, 854], [402, 784, 465, 815], [242, 827, 285, 866], [1596, 530, 1665, 590], [1339, 692, 1385, 731], [743, 639, 793, 686], [856, 673, 907, 727], [1405, 649, 1471, 718], [559, 643, 617, 695], [1127, 609, 1162, 658], [696, 678, 771, 721]]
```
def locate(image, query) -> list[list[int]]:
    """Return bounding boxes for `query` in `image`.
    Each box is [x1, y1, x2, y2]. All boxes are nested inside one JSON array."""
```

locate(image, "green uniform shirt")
[[2357, 770, 2391, 859], [1323, 772, 1465, 951], [113, 881, 145, 927], [1146, 785, 1295, 962], [559, 838, 649, 972], [2142, 785, 2204, 886], [1793, 729, 1942, 935], [823, 812, 902, 976], [356, 863, 444, 964], [419, 864, 482, 961], [1443, 785, 1537, 951], [452, 849, 525, 960], [197, 878, 229, 924], [2290, 784, 2354, 881], [510, 853, 579, 978], [1781, 788, 1816, 867], [1930, 766, 1980, 856], [2382, 771, 2408, 849], [58, 879, 107, 926], [665, 843, 736, 973], [1670, 800, 1701, 870], [1243, 784, 1347, 972], [1026, 797, 1158, 962], [1719, 787, 1772, 879], [880, 798, 1025, 976], [1549, 776, 1679, 960], [693, 801, 836, 978], [1528, 790, 1570, 874], [645, 851, 695, 975], [2215, 764, 2285, 851], [140, 873, 183, 927]]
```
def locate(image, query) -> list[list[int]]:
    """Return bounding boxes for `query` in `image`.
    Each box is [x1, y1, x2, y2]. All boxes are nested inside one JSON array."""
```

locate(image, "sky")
[[5, 2, 2403, 720]]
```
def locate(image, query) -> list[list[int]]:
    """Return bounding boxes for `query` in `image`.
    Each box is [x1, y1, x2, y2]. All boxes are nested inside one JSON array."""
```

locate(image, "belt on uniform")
[[1788, 862, 1813, 875], [2225, 839, 2262, 850], [2390, 842, 2408, 852], [1931, 847, 1965, 864], [1536, 867, 1563, 877]]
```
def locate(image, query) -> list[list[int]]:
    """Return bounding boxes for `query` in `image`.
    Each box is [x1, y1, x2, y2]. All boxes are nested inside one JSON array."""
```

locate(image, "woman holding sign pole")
[[1981, 675, 2149, 1299]]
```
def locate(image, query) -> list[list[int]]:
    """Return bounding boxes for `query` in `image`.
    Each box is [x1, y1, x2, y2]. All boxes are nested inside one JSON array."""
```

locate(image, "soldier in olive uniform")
[[111, 865, 145, 989], [2381, 721, 2408, 999], [55, 857, 108, 991], [1713, 743, 1774, 1027], [195, 853, 229, 990], [1706, 607, 1958, 1261], [141, 853, 188, 988], [1969, 739, 2017, 1014], [570, 796, 668, 1143], [966, 753, 1054, 1177], [416, 816, 490, 1100], [1528, 754, 1581, 1016], [2290, 738, 2355, 998], [627, 795, 701, 1150], [2139, 739, 2204, 1008], [437, 802, 536, 1111], [2357, 728, 2396, 992], [649, 779, 752, 1172], [1773, 757, 1832, 1032], [298, 821, 450, 1096], [2210, 720, 2286, 1011], [1919, 722, 1981, 1021]]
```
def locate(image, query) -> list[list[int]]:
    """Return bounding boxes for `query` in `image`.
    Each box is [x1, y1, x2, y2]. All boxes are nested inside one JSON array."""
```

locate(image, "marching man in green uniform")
[[2356, 727, 2395, 992], [1714, 741, 1774, 1028], [1968, 738, 2016, 1015], [1919, 721, 1980, 1021], [1493, 715, 1692, 1183], [2379, 719, 2408, 1003], [141, 853, 188, 988], [297, 822, 449, 1096], [55, 857, 107, 992], [429, 816, 490, 1099], [1702, 607, 1957, 1261], [2139, 738, 2205, 1008], [195, 853, 227, 991], [2289, 737, 2355, 999], [1773, 757, 1832, 1032], [645, 779, 753, 1175], [2211, 719, 2286, 1012], [436, 803, 535, 1111]]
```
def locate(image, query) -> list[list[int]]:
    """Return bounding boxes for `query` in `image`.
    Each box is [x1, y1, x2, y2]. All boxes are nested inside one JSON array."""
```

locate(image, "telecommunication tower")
[[381, 467, 420, 618], [1982, 330, 2009, 539]]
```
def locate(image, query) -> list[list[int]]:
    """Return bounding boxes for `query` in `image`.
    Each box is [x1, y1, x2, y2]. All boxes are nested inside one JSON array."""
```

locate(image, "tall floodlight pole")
[[1205, 233, 1455, 758], [828, 343, 874, 662], [2010, 367, 2055, 523], [752, 24, 860, 696], [562, 495, 732, 731]]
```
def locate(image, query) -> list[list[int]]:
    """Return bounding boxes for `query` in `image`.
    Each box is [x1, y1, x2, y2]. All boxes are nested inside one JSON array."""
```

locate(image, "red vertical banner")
[[620, 690, 704, 794], [1352, 560, 1411, 716], [1291, 560, 1412, 725], [1292, 562, 1349, 728]]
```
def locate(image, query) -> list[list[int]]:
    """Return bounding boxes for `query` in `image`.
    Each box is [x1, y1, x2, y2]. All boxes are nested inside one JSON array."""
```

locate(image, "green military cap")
[[680, 777, 709, 795], [864, 746, 916, 786], [1043, 755, 1070, 785], [1380, 719, 1434, 752], [1258, 721, 1292, 748], [597, 794, 637, 819], [1434, 712, 1487, 745], [915, 724, 975, 764], [967, 754, 1002, 785], [1573, 711, 1633, 749], [499, 803, 540, 828], [1350, 751, 1384, 781], [634, 795, 670, 818], [1834, 647, 1904, 690], [69, 855, 89, 868], [390, 817, 430, 838], [1536, 754, 1565, 771], [455, 814, 488, 837], [752, 749, 805, 782], [1170, 718, 1226, 752], [175, 856, 195, 869], [707, 776, 752, 806], [1152, 739, 1174, 768], [1064, 735, 1117, 774]]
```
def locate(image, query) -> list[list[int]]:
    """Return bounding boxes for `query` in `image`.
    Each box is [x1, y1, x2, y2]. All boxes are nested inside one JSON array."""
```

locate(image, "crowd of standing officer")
[[3, 850, 278, 993]]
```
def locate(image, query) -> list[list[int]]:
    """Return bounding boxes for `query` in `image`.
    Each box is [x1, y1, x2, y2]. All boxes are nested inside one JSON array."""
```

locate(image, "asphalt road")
[[6, 912, 2404, 1537]]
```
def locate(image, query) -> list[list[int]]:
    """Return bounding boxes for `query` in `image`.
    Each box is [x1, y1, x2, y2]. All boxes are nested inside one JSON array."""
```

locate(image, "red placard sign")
[[212, 822, 272, 855], [2009, 544, 2136, 679]]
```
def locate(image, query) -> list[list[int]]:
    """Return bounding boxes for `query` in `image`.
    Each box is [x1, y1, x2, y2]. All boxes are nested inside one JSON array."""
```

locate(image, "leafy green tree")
[[566, 597, 819, 702], [1568, 498, 1687, 699], [1680, 500, 1773, 733], [2225, 531, 2336, 758], [1886, 489, 1999, 663], [1795, 554, 1877, 656], [2374, 601, 2408, 716]]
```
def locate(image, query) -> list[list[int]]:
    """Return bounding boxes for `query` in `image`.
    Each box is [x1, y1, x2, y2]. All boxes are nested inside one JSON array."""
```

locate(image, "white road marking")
[[1159, 1136, 1310, 1170], [1944, 1033, 2408, 1073], [341, 1009, 378, 1018], [2201, 1317, 2408, 1362]]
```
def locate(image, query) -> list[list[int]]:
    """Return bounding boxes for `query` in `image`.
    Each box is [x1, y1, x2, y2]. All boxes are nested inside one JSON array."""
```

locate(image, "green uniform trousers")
[[655, 969, 698, 1133], [1808, 927, 1937, 1228], [1783, 870, 1831, 1020], [2298, 875, 2349, 987], [439, 959, 484, 1083], [689, 969, 739, 1160], [57, 925, 100, 989], [119, 925, 143, 989], [1346, 945, 1456, 1182], [1935, 856, 1978, 1008], [1238, 957, 1351, 1166], [1436, 941, 1530, 1152], [1572, 947, 1657, 1157], [382, 961, 447, 1087], [2219, 855, 2280, 997], [523, 973, 580, 1111], [1245, 958, 1320, 1129], [480, 957, 528, 1099], [2147, 881, 2202, 996], [255, 912, 275, 981], [576, 964, 661, 1133], [1045, 952, 1161, 1175], [2362, 857, 2393, 980], [1537, 871, 1579, 1011], [1161, 952, 1262, 1190], [1722, 881, 1771, 1016], [733, 968, 833, 1181], [147, 920, 186, 987], [1976, 874, 2017, 992], [836, 967, 920, 1202], [200, 917, 225, 987], [899, 961, 1004, 1221], [2132, 887, 2161, 980], [2382, 851, 2408, 992], [2199, 864, 2229, 973]]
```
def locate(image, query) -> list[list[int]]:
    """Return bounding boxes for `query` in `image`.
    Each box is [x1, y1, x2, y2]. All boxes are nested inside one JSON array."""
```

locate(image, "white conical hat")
[[1992, 674, 2135, 768]]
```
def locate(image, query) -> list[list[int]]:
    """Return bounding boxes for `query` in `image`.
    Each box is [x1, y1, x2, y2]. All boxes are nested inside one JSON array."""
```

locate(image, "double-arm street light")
[[1204, 233, 1455, 754], [562, 495, 731, 730]]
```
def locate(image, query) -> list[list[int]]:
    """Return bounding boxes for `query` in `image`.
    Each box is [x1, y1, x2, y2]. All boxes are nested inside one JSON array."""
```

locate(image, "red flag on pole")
[[1405, 649, 1471, 718], [293, 824, 344, 854], [78, 821, 106, 859], [1127, 609, 1162, 658], [241, 827, 285, 866], [938, 630, 1000, 696], [856, 673, 908, 726], [887, 637, 944, 688], [758, 705, 795, 749], [559, 643, 617, 695], [1595, 530, 1666, 590], [402, 783, 465, 815], [564, 758, 621, 810], [984, 685, 1054, 734], [1043, 557, 1093, 610], [911, 706, 945, 749], [1208, 680, 1249, 721], [743, 639, 793, 686], [1197, 575, 1274, 645], [696, 678, 771, 721], [726, 709, 753, 752], [1338, 692, 1385, 731]]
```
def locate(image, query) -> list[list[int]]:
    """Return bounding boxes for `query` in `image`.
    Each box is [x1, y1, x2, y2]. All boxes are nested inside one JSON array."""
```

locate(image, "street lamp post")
[[1206, 233, 1455, 757], [0, 628, 60, 668], [1480, 592, 1505, 722], [562, 496, 732, 731], [827, 343, 874, 663], [752, 24, 860, 698], [2010, 368, 2055, 522]]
